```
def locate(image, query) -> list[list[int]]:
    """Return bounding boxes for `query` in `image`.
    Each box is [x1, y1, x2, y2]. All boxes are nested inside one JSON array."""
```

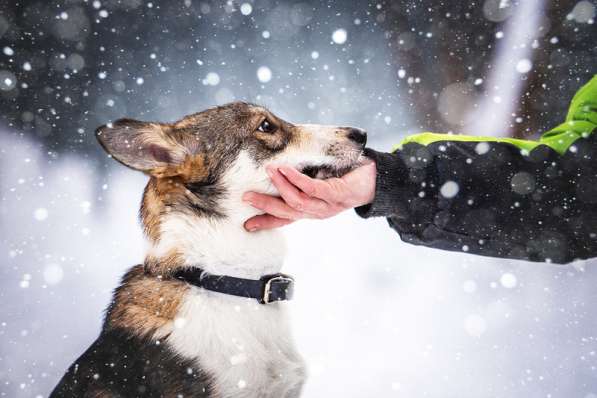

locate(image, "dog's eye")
[[257, 119, 276, 134]]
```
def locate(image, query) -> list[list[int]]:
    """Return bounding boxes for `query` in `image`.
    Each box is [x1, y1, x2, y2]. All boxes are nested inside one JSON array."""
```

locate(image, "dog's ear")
[[96, 119, 187, 175]]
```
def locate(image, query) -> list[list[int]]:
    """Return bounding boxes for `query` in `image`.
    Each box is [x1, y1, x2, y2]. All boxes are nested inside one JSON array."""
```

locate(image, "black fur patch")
[[50, 328, 213, 398]]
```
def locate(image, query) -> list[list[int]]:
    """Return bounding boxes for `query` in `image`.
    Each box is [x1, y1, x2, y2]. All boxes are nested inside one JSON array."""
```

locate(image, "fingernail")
[[278, 167, 288, 176], [248, 225, 259, 232], [266, 167, 275, 177]]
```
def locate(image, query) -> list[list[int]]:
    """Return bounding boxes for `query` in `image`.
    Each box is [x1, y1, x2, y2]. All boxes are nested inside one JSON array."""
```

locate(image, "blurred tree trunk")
[[381, 0, 596, 139]]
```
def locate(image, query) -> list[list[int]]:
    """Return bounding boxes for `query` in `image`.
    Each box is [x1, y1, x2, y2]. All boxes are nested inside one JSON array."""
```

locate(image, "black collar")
[[174, 268, 294, 304]]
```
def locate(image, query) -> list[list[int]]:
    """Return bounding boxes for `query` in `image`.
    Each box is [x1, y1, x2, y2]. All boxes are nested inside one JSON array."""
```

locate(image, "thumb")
[[244, 214, 294, 232]]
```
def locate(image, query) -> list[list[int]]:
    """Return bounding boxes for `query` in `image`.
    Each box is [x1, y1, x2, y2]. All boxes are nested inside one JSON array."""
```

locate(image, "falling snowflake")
[[240, 3, 252, 16], [440, 181, 459, 198], [256, 66, 272, 83], [332, 28, 347, 44]]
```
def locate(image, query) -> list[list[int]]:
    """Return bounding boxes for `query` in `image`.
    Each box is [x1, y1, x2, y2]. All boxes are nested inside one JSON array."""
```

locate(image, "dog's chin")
[[301, 164, 352, 179], [300, 155, 366, 179]]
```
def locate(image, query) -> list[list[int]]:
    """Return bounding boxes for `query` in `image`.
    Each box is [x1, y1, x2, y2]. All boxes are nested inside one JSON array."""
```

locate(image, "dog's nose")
[[346, 128, 367, 146]]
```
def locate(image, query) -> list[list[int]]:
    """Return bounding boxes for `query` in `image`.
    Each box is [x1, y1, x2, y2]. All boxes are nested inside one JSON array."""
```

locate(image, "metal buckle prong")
[[262, 275, 293, 304]]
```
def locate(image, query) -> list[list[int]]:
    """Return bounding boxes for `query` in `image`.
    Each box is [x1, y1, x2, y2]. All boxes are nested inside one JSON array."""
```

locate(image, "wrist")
[[354, 148, 409, 218], [357, 162, 376, 206], [344, 160, 377, 208]]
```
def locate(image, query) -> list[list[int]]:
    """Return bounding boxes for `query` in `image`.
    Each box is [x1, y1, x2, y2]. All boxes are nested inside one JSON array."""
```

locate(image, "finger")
[[244, 214, 294, 232], [242, 192, 304, 220], [267, 167, 330, 214], [277, 166, 335, 201]]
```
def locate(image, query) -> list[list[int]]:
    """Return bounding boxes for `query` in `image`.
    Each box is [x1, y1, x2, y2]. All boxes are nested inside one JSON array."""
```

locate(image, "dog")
[[50, 102, 367, 398]]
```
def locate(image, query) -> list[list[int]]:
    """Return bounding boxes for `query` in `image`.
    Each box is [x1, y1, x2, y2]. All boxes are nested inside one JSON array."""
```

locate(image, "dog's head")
[[96, 102, 366, 233]]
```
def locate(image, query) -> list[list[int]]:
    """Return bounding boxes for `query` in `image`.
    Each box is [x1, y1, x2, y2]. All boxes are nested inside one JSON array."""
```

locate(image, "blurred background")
[[0, 0, 596, 397]]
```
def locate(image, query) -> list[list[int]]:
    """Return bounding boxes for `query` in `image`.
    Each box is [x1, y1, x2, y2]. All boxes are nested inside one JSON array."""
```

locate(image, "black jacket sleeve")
[[356, 76, 597, 264], [356, 129, 597, 264]]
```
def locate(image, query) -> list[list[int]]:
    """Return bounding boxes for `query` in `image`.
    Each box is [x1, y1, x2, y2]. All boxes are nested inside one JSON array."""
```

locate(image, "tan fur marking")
[[151, 153, 208, 179], [291, 128, 307, 148], [140, 155, 208, 239], [140, 178, 163, 242], [145, 250, 186, 275], [177, 154, 209, 181], [173, 117, 199, 129], [107, 265, 188, 338]]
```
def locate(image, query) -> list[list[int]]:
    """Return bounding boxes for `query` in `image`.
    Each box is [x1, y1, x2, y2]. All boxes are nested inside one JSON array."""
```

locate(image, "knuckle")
[[289, 199, 304, 210], [285, 212, 302, 221], [250, 196, 264, 208], [284, 209, 301, 220]]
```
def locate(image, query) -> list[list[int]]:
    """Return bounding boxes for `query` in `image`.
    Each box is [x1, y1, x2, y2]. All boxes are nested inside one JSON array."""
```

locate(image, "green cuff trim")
[[566, 75, 597, 123], [394, 132, 543, 154], [394, 122, 595, 155]]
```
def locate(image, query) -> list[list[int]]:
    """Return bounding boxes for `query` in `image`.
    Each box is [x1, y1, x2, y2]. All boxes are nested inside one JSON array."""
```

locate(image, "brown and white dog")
[[50, 102, 366, 398]]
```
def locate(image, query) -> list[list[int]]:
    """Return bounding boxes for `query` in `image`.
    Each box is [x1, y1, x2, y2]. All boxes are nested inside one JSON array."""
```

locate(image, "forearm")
[[358, 125, 597, 263]]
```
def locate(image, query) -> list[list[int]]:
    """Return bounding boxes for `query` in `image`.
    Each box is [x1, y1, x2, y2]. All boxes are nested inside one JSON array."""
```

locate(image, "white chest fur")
[[150, 150, 305, 396], [162, 287, 306, 398]]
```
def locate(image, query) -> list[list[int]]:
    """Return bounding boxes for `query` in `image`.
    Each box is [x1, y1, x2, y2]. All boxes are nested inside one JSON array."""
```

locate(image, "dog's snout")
[[346, 128, 367, 146]]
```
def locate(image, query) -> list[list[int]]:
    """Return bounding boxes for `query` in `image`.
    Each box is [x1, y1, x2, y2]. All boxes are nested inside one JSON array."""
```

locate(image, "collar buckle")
[[261, 274, 295, 304]]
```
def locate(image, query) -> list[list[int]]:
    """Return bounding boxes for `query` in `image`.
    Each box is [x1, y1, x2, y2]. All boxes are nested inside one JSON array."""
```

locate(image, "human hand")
[[242, 161, 376, 232]]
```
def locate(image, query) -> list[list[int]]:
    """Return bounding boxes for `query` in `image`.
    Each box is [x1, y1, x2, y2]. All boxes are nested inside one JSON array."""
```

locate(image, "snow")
[[516, 59, 532, 74], [174, 317, 187, 329], [331, 28, 347, 44], [0, 70, 16, 91], [500, 273, 517, 289], [203, 72, 220, 86], [510, 172, 535, 195], [240, 3, 253, 16], [569, 1, 596, 23], [256, 66, 272, 83], [440, 180, 459, 198], [483, 0, 514, 22], [0, 1, 596, 396], [475, 142, 490, 154], [230, 353, 247, 365], [43, 264, 64, 285], [34, 208, 48, 221]]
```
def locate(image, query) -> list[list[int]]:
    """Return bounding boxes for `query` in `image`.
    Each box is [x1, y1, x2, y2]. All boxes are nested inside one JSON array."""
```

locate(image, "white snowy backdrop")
[[1, 0, 596, 397]]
